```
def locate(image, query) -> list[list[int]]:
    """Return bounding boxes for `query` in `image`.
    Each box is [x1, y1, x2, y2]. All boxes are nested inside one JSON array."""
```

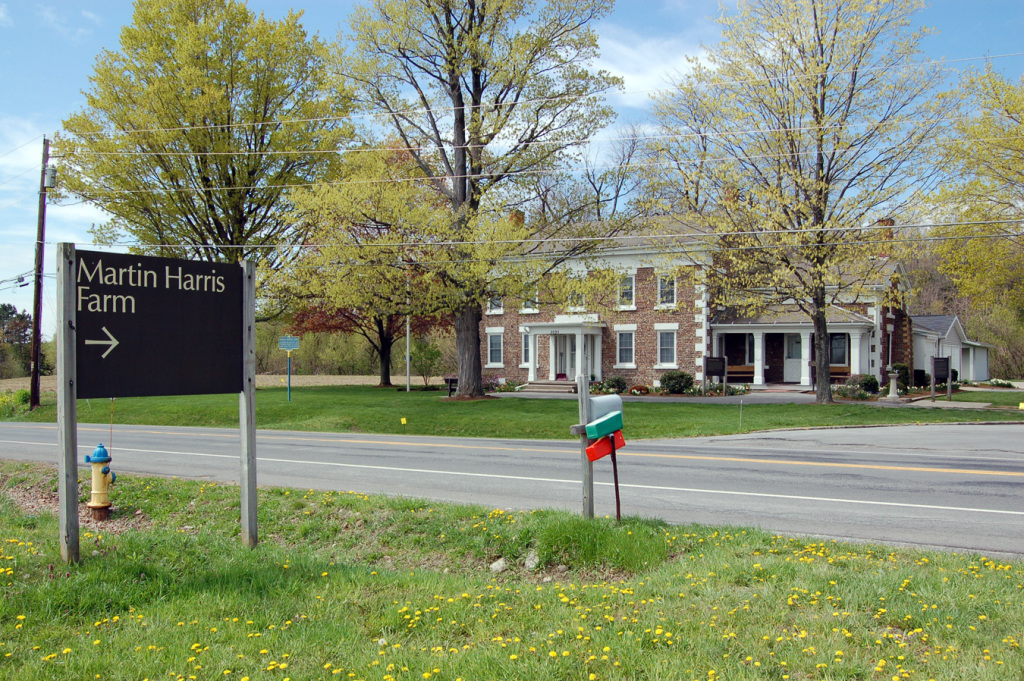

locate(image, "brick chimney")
[[876, 217, 895, 257]]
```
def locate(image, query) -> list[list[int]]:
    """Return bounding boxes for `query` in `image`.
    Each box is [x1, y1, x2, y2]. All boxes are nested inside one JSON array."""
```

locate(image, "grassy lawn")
[[13, 385, 1024, 439], [951, 389, 1024, 407], [1, 460, 1021, 680]]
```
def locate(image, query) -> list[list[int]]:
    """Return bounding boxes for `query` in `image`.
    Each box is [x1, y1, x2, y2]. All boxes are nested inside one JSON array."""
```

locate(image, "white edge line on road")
[[4, 439, 1017, 519]]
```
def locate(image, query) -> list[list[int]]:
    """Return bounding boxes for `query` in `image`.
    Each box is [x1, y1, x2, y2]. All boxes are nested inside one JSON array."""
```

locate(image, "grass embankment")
[[1, 461, 1021, 680], [951, 389, 1024, 407], [17, 386, 1024, 439]]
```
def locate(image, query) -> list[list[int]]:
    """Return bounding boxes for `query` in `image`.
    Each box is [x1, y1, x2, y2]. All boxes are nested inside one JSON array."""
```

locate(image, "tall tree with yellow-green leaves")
[[56, 0, 351, 265], [931, 68, 1024, 372], [341, 0, 625, 398], [649, 0, 950, 402]]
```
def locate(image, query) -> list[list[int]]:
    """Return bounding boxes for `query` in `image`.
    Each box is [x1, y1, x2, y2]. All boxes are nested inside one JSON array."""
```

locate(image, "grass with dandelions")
[[1, 460, 1021, 680], [15, 385, 1024, 439]]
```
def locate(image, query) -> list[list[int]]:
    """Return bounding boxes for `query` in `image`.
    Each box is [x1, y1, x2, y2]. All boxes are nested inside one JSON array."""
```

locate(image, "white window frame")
[[485, 327, 504, 368], [520, 290, 539, 314], [520, 332, 531, 367], [617, 274, 636, 310], [614, 324, 637, 369], [567, 291, 585, 313], [657, 275, 677, 308], [486, 296, 503, 315], [654, 322, 679, 369]]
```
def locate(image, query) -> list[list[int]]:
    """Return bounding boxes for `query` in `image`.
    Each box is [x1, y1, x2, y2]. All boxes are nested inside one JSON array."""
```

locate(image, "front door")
[[555, 335, 577, 380], [784, 334, 803, 383]]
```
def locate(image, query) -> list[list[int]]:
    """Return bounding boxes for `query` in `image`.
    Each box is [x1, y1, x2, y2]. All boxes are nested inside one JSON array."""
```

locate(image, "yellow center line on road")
[[11, 423, 1024, 479]]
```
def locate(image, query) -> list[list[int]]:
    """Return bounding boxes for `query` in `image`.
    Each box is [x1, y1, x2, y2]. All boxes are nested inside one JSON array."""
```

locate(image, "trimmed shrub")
[[833, 384, 870, 400], [659, 370, 694, 394], [846, 374, 879, 394], [603, 376, 627, 394]]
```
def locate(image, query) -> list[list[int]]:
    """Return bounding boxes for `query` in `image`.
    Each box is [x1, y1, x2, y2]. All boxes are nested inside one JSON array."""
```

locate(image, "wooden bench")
[[726, 365, 755, 383], [444, 377, 458, 396], [829, 366, 851, 384]]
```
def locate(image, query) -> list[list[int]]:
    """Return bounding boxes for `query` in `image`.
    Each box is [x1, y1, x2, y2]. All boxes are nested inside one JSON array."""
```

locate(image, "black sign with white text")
[[705, 356, 726, 378], [75, 250, 243, 398]]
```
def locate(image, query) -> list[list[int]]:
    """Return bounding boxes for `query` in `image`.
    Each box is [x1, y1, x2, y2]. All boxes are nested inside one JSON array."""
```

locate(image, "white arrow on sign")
[[84, 326, 120, 359]]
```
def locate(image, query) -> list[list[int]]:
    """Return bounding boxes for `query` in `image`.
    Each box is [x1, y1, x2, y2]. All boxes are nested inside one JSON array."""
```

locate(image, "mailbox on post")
[[582, 393, 626, 520], [589, 394, 622, 420], [585, 393, 623, 448]]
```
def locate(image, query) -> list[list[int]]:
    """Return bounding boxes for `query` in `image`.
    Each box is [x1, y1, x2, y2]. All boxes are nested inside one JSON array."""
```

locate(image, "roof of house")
[[711, 304, 874, 326], [911, 315, 959, 335]]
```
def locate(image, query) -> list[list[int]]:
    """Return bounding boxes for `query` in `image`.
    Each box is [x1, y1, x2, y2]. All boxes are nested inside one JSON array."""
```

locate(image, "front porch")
[[711, 315, 874, 387], [519, 316, 605, 383]]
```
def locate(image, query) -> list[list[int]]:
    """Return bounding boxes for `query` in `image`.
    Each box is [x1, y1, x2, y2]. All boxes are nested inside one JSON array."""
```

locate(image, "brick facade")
[[479, 260, 911, 388], [878, 305, 914, 375], [479, 266, 703, 386]]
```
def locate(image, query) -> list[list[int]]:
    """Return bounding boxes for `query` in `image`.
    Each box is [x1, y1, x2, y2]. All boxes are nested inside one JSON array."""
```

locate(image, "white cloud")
[[38, 5, 93, 41], [0, 5, 12, 28], [0, 119, 45, 198], [81, 9, 101, 25], [595, 24, 710, 112]]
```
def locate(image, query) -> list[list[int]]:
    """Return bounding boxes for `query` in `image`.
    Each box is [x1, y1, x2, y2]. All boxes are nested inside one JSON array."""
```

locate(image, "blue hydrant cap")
[[87, 443, 111, 464]]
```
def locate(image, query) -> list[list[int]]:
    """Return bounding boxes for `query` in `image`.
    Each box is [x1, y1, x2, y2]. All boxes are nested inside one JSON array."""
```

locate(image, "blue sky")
[[1, 0, 1022, 337]]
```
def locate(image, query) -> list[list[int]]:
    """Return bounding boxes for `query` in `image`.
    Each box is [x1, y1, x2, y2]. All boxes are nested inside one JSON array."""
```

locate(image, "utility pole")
[[30, 137, 55, 410]]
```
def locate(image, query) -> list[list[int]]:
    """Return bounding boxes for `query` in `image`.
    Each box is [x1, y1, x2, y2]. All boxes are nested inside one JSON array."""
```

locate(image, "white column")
[[593, 333, 603, 381], [850, 331, 864, 375], [549, 335, 557, 380], [800, 330, 812, 387], [528, 333, 537, 382], [576, 329, 585, 381], [753, 331, 766, 385]]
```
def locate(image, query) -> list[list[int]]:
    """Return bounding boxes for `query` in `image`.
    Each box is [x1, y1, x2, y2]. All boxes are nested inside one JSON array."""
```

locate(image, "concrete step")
[[516, 381, 578, 393]]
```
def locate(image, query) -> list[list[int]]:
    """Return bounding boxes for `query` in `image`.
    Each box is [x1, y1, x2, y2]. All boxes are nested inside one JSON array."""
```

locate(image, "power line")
[[14, 51, 1023, 144], [0, 165, 38, 189], [267, 230, 1024, 269], [0, 134, 44, 162], [45, 126, 1022, 198], [0, 192, 35, 212], [55, 111, 1020, 161], [51, 218, 1023, 255]]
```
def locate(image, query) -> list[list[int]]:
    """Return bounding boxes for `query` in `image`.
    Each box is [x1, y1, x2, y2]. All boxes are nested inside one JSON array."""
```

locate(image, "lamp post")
[[30, 137, 56, 410]]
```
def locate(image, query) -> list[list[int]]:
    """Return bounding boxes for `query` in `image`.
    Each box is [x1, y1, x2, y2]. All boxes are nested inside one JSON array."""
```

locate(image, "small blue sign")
[[278, 335, 300, 351]]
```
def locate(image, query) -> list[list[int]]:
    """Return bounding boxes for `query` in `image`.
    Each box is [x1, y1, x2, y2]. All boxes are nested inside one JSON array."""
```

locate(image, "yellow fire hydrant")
[[85, 443, 116, 520]]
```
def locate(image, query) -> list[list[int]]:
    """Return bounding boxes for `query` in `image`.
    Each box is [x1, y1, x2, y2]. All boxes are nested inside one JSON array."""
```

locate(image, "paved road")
[[0, 421, 1021, 556]]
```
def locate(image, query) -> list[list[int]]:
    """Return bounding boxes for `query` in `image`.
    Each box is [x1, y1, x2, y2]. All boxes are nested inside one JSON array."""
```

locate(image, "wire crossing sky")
[[1, 0, 1022, 337]]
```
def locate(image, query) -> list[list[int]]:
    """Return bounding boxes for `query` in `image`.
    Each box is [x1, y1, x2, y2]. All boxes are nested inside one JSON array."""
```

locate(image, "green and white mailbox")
[[583, 394, 626, 520]]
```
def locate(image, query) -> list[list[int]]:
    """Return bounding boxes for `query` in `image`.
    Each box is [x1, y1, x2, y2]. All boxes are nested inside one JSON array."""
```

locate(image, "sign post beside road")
[[56, 244, 257, 562], [278, 335, 300, 401]]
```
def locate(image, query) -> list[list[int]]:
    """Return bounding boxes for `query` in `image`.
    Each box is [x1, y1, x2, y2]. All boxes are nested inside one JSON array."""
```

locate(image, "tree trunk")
[[454, 304, 484, 397], [376, 317, 394, 387], [811, 299, 833, 404]]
